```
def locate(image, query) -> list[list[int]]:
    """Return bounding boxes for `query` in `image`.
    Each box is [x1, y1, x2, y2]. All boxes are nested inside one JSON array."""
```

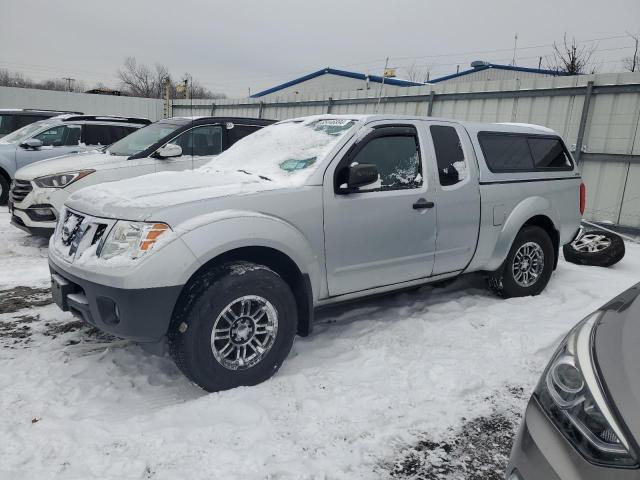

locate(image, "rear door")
[[422, 121, 480, 275], [323, 122, 437, 296], [81, 124, 137, 149]]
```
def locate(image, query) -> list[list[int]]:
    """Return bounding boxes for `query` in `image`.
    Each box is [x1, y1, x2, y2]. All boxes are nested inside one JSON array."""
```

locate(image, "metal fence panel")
[[0, 86, 165, 120]]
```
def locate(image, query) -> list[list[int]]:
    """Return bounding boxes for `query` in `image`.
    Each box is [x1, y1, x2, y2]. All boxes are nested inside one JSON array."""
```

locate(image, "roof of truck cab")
[[282, 114, 561, 137]]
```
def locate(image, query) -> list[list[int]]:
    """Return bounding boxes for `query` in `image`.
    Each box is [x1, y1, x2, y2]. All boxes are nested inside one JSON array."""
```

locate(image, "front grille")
[[9, 179, 33, 203], [53, 208, 114, 261]]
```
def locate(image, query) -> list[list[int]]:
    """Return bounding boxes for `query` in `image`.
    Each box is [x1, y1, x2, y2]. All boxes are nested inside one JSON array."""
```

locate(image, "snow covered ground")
[[1, 204, 639, 479]]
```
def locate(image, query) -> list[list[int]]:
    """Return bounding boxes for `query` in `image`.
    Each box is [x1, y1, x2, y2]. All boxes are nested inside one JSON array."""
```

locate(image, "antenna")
[[375, 57, 389, 113], [511, 33, 518, 66]]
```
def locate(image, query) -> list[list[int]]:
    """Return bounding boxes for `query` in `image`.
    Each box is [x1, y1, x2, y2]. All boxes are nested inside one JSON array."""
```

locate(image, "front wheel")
[[168, 262, 297, 392], [488, 226, 554, 298]]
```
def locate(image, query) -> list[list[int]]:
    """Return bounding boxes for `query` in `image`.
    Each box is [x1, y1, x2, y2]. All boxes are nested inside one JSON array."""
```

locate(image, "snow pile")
[[1, 210, 639, 478], [0, 207, 49, 288], [200, 117, 358, 183]]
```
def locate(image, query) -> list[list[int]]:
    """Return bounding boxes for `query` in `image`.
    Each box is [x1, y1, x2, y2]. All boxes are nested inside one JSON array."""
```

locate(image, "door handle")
[[412, 198, 435, 210]]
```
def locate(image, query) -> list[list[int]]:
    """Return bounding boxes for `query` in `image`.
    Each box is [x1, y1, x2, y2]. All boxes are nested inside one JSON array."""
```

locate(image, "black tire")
[[563, 230, 625, 268], [0, 174, 9, 205], [488, 225, 554, 298], [168, 261, 297, 392]]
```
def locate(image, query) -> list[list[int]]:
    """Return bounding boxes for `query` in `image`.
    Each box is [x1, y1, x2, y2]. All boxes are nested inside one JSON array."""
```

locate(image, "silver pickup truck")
[[48, 114, 583, 392]]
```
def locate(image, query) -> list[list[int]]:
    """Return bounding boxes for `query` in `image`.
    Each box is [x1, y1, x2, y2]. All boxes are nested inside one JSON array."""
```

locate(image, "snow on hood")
[[15, 151, 125, 180], [67, 170, 281, 218]]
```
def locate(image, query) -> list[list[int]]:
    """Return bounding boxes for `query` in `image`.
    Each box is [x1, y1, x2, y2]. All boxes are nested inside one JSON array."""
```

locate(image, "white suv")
[[10, 116, 273, 235]]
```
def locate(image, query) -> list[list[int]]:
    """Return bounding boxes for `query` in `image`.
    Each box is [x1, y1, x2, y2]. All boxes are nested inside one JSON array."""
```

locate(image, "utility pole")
[[184, 78, 189, 100], [511, 33, 518, 66], [375, 57, 389, 113], [164, 78, 171, 118], [62, 77, 75, 92]]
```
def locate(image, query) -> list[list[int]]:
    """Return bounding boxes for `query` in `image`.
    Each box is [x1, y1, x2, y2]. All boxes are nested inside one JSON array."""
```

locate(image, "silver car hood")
[[594, 283, 640, 446], [65, 169, 286, 222]]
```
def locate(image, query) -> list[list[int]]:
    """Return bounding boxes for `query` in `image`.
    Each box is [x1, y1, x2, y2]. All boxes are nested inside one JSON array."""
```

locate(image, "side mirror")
[[340, 163, 379, 192], [156, 143, 182, 159], [20, 138, 43, 150]]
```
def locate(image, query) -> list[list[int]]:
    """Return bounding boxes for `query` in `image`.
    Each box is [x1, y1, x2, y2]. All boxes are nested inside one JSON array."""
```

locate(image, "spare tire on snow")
[[563, 230, 625, 267]]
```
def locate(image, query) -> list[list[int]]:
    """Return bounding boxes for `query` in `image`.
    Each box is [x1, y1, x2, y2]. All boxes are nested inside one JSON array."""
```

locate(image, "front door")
[[155, 124, 224, 172], [323, 123, 437, 296], [15, 124, 84, 169]]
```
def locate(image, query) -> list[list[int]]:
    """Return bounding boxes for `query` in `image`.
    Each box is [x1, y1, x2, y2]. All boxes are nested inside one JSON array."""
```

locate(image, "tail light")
[[579, 182, 586, 216]]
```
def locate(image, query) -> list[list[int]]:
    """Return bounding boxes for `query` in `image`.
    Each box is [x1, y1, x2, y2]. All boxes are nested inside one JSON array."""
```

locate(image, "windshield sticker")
[[280, 158, 317, 172], [310, 119, 356, 136]]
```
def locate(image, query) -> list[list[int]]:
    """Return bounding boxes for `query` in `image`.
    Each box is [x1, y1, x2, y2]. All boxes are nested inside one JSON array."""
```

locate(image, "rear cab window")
[[478, 132, 573, 173]]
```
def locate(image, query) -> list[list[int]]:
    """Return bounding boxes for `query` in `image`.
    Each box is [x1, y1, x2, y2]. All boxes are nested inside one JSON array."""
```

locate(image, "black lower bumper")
[[49, 260, 183, 342], [11, 214, 54, 237]]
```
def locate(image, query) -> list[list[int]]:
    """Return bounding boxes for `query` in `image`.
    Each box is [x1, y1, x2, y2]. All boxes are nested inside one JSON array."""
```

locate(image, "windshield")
[[201, 117, 357, 183], [107, 121, 182, 157], [0, 120, 50, 144]]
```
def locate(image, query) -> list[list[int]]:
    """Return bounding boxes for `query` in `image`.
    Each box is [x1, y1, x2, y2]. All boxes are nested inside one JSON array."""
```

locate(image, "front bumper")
[[49, 259, 183, 342], [506, 396, 638, 479]]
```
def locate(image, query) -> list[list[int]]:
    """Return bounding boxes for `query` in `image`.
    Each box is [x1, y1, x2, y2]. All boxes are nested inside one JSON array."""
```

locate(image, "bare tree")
[[546, 34, 597, 75], [404, 62, 431, 83], [118, 57, 169, 98], [180, 73, 226, 100], [118, 58, 226, 99], [623, 32, 639, 72], [0, 68, 85, 92]]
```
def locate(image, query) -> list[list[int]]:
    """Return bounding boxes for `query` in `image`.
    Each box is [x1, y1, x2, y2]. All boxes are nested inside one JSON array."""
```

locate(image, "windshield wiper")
[[237, 169, 272, 181]]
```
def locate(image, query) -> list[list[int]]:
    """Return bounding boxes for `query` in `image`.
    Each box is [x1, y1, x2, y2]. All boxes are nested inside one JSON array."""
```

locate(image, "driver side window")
[[171, 125, 223, 157], [34, 125, 81, 147], [350, 133, 422, 191]]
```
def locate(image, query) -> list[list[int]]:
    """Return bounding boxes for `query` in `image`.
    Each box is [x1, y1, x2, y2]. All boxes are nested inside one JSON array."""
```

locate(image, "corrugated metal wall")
[[0, 86, 165, 121], [173, 72, 640, 230]]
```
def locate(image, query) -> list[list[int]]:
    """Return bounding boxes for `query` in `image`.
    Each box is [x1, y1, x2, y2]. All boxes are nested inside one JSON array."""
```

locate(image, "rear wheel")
[[0, 174, 9, 205], [488, 226, 554, 298], [168, 261, 297, 392]]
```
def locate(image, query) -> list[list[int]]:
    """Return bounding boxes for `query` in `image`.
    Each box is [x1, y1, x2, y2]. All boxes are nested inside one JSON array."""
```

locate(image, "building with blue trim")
[[250, 63, 566, 98], [250, 67, 424, 98], [428, 61, 566, 84]]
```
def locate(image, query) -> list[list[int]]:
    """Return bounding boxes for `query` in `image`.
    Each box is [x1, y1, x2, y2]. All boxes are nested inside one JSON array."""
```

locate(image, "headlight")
[[535, 312, 637, 467], [99, 221, 170, 260], [34, 170, 94, 188]]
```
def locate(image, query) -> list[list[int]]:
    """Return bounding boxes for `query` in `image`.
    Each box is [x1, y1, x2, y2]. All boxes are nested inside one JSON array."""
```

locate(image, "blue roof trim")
[[250, 67, 424, 98], [429, 63, 567, 83]]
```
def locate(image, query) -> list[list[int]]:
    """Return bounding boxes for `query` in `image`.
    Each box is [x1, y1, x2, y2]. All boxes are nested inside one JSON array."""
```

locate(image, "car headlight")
[[34, 170, 94, 188], [535, 312, 637, 467], [99, 221, 171, 260]]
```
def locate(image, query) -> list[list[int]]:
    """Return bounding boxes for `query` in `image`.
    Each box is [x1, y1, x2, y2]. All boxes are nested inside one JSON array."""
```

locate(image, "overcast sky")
[[2, 0, 639, 97]]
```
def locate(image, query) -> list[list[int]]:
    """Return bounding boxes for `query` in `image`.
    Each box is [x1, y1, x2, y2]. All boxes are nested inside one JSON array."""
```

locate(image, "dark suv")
[[0, 109, 83, 136]]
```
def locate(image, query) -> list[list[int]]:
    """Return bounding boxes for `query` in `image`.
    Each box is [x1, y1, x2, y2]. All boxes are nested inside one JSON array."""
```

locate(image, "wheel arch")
[[485, 196, 560, 272], [174, 245, 315, 337]]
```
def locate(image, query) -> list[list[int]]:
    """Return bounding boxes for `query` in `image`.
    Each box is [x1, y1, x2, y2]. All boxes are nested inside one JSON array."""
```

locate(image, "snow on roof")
[[251, 68, 425, 98]]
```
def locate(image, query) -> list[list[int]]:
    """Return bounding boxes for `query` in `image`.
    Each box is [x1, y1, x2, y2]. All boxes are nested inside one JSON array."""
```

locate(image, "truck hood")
[[593, 283, 640, 446], [15, 151, 127, 180], [65, 169, 287, 221]]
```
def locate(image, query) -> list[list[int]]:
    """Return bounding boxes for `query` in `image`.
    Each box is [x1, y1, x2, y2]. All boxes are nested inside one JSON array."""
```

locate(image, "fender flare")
[[175, 210, 323, 303], [484, 196, 560, 272]]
